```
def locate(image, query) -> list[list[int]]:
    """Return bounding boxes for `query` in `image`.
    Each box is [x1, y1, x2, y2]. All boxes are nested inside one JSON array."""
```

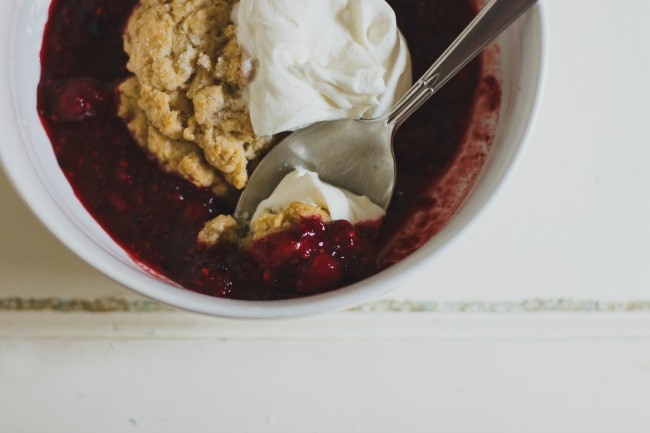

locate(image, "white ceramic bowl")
[[0, 0, 545, 319]]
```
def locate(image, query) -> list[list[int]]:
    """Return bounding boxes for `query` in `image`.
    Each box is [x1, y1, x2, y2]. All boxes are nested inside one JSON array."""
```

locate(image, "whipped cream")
[[233, 0, 411, 136], [252, 168, 386, 224]]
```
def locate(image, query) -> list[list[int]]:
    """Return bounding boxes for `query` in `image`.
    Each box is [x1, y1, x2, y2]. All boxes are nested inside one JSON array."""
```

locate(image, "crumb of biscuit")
[[250, 202, 332, 241], [198, 201, 332, 249], [197, 214, 239, 246], [119, 0, 271, 193], [177, 152, 229, 196]]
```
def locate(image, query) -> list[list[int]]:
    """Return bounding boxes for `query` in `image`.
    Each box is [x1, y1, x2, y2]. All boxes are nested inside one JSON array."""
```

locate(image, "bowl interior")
[[2, 0, 544, 318]]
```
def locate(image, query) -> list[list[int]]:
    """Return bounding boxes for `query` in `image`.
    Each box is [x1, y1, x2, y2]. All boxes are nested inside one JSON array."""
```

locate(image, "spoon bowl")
[[235, 0, 537, 221], [235, 118, 396, 220]]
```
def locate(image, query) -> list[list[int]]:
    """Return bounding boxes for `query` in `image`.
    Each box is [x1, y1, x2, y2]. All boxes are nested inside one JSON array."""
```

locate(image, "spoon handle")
[[386, 0, 537, 126]]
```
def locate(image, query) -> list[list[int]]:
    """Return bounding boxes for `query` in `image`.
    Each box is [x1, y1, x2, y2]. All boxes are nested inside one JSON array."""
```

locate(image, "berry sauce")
[[37, 0, 486, 300], [250, 218, 379, 295]]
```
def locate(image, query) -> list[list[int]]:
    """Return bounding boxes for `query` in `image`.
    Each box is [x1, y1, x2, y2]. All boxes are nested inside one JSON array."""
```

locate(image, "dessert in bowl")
[[1, 0, 544, 318]]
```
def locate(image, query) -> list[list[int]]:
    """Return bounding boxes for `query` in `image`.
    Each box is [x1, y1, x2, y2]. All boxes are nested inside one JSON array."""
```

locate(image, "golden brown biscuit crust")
[[119, 0, 271, 194]]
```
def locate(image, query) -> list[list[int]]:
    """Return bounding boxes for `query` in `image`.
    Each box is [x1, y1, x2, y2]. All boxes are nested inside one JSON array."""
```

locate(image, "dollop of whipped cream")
[[252, 168, 386, 224], [233, 0, 411, 136]]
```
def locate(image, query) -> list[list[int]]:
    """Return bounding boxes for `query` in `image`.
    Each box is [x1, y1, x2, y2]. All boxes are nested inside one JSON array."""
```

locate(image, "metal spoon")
[[235, 0, 537, 220]]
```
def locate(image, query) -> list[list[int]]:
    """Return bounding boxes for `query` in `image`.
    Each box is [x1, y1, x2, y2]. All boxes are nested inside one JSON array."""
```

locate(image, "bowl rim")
[[0, 0, 547, 319]]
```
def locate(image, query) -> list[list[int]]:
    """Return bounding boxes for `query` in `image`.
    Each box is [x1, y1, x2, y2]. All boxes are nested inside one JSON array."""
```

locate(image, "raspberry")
[[250, 216, 377, 294], [297, 253, 343, 293], [51, 77, 106, 122]]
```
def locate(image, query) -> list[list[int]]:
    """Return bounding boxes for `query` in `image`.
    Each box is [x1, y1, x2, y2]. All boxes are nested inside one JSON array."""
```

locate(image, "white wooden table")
[[2, 1, 650, 432]]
